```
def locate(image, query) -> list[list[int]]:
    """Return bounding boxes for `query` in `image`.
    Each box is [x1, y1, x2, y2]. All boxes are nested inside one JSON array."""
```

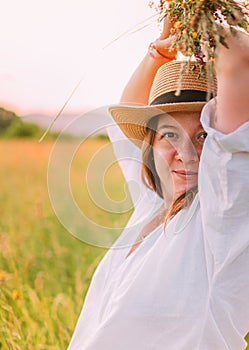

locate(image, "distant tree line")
[[0, 106, 110, 141], [0, 107, 55, 139]]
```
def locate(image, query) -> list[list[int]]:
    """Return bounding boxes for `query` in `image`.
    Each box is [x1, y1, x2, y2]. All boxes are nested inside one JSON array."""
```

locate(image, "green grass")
[[0, 139, 131, 349], [0, 139, 248, 349]]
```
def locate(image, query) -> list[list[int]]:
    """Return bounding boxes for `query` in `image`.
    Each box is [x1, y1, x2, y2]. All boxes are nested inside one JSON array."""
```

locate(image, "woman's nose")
[[175, 140, 199, 163]]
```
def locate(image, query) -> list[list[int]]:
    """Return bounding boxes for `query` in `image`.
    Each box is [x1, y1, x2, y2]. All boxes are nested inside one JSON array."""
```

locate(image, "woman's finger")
[[159, 17, 174, 39], [152, 36, 177, 59]]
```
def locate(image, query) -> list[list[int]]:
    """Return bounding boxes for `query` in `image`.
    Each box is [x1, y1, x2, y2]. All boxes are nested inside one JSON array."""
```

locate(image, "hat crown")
[[149, 61, 217, 106]]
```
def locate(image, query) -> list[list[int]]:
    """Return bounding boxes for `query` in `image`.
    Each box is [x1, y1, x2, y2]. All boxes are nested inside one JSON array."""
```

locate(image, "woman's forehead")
[[156, 111, 202, 129]]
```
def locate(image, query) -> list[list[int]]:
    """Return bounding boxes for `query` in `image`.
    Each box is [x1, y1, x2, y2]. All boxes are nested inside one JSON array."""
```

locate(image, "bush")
[[3, 120, 42, 139], [0, 107, 19, 132], [0, 106, 72, 140]]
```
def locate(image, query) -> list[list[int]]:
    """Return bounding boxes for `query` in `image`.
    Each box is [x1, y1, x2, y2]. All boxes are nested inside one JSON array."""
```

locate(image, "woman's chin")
[[173, 182, 197, 200]]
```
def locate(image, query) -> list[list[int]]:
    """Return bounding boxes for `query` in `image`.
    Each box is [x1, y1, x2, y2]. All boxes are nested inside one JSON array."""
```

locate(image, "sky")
[[0, 0, 160, 116]]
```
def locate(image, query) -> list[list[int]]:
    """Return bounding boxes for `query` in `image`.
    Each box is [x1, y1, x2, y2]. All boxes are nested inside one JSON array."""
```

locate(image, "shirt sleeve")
[[198, 99, 249, 348]]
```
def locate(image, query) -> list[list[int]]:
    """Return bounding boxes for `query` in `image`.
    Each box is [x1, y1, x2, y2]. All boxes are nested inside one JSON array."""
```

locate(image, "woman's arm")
[[197, 30, 249, 348], [120, 19, 177, 105], [215, 29, 249, 134]]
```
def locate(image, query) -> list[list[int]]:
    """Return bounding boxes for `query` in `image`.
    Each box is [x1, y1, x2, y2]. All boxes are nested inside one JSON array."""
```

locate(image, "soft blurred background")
[[0, 1, 160, 349], [1, 0, 158, 125]]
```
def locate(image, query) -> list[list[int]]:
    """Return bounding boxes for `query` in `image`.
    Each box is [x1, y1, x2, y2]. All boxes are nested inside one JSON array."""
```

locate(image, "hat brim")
[[109, 101, 206, 147]]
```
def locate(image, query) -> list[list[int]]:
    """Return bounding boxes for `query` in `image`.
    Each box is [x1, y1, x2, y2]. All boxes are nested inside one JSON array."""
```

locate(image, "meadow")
[[0, 138, 132, 349], [1, 139, 248, 349]]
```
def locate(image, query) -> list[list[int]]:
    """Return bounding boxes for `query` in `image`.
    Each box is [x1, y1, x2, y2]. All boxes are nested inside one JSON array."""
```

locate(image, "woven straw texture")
[[149, 61, 217, 104], [109, 61, 217, 147]]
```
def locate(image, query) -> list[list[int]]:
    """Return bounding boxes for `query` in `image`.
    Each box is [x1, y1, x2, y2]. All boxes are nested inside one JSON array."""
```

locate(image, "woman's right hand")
[[149, 18, 177, 61], [120, 18, 177, 104]]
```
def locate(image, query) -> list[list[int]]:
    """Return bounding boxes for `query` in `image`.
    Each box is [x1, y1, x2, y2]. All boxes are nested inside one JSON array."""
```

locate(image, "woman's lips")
[[172, 170, 198, 180]]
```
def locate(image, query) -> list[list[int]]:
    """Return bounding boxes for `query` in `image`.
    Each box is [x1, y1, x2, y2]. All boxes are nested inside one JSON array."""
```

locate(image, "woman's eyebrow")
[[157, 124, 178, 131]]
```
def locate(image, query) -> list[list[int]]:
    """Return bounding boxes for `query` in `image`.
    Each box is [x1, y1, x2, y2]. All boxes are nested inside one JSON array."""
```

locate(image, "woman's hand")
[[120, 17, 177, 105], [149, 18, 177, 61]]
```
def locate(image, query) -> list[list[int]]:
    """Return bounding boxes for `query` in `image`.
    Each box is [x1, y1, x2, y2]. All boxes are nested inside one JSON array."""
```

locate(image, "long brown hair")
[[141, 115, 198, 221]]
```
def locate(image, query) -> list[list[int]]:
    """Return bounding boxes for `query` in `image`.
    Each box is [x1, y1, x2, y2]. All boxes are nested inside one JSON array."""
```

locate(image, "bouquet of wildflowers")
[[151, 0, 249, 61], [150, 0, 249, 92]]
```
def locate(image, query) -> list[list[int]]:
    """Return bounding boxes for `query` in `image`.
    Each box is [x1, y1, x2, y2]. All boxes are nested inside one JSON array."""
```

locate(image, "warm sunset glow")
[[1, 0, 158, 116]]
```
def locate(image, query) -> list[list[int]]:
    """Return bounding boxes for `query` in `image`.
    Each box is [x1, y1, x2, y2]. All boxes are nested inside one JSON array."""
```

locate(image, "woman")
[[68, 21, 249, 349]]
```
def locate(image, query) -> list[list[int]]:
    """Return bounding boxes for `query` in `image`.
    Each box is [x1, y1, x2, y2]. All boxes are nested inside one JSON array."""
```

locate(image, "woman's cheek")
[[154, 144, 175, 165], [194, 142, 205, 159], [153, 148, 173, 181]]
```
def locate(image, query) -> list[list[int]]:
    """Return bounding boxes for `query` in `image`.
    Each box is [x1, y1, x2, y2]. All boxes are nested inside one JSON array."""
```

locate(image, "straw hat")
[[109, 61, 217, 145]]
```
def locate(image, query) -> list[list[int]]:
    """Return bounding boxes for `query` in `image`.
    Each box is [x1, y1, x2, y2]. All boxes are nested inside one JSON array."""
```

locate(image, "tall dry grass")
[[0, 138, 131, 349]]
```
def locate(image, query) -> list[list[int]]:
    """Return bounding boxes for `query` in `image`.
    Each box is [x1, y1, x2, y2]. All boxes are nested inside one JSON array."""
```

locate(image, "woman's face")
[[152, 111, 206, 201]]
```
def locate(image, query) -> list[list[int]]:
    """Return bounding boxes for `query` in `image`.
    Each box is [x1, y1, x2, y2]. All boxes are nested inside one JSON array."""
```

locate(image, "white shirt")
[[68, 99, 249, 350]]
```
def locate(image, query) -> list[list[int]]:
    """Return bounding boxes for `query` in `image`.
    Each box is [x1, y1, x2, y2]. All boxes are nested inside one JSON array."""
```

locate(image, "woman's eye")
[[161, 132, 178, 140], [198, 132, 208, 141]]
